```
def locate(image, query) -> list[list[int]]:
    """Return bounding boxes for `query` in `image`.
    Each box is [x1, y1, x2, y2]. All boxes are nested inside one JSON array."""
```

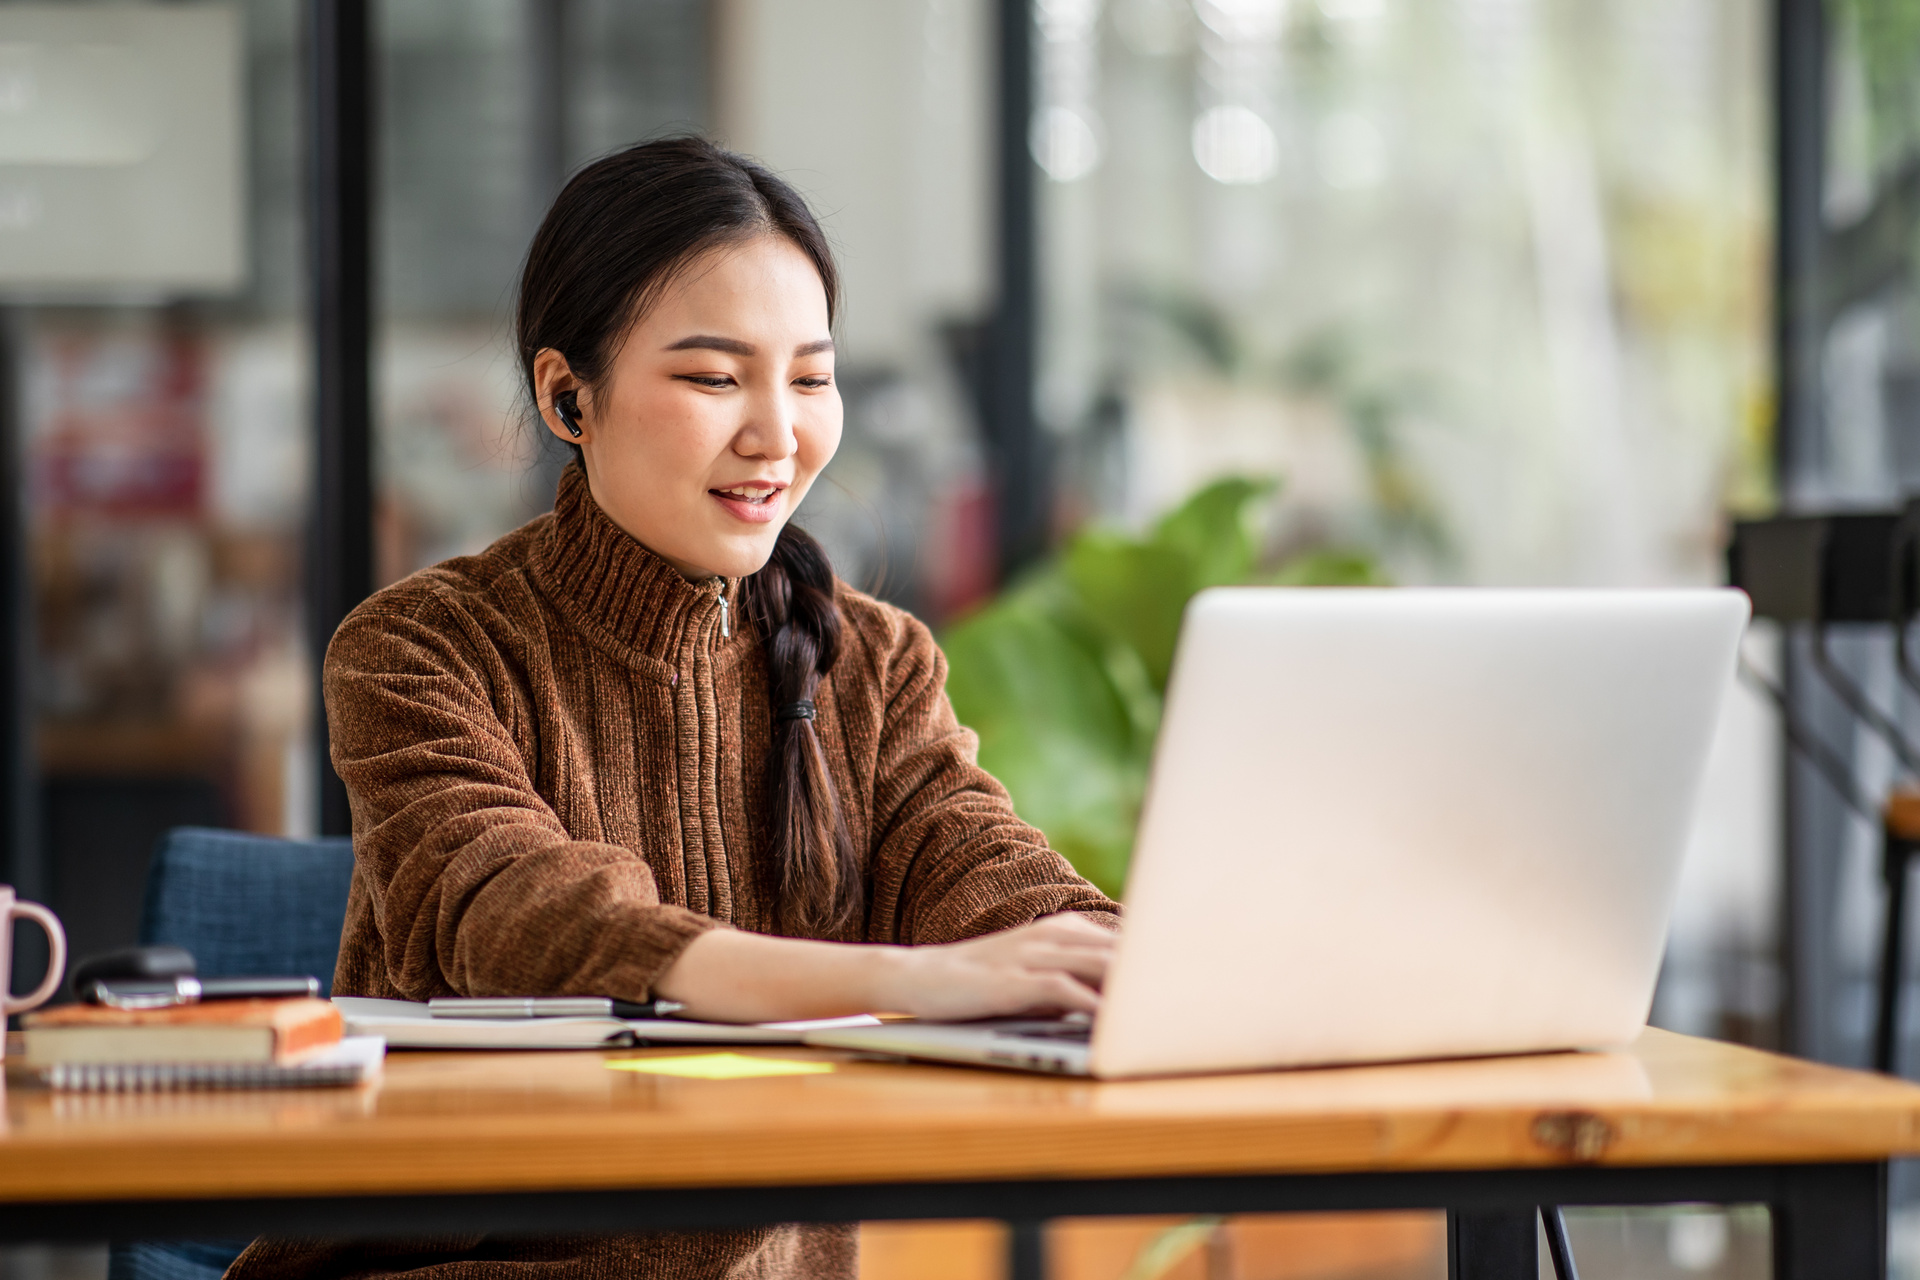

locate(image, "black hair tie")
[[776, 700, 816, 723]]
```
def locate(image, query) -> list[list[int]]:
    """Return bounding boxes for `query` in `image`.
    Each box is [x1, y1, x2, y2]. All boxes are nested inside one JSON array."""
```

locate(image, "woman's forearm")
[[650, 929, 909, 1022], [649, 914, 1114, 1024]]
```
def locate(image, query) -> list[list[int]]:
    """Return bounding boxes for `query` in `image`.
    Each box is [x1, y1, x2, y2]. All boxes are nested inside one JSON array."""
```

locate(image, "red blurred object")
[[33, 329, 207, 520], [926, 478, 997, 623]]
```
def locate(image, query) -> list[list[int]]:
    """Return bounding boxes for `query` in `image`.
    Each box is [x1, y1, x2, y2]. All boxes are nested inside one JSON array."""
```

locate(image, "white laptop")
[[807, 588, 1749, 1079]]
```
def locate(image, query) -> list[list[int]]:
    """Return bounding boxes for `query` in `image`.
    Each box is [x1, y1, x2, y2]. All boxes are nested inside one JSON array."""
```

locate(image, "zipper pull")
[[718, 591, 730, 638]]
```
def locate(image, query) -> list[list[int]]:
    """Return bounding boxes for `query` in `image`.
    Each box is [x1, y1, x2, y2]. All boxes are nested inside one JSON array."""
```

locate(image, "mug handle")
[[4, 901, 66, 1015]]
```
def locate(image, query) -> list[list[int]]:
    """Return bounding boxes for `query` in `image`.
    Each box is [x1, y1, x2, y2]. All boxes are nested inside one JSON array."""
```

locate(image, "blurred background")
[[0, 0, 1907, 1277]]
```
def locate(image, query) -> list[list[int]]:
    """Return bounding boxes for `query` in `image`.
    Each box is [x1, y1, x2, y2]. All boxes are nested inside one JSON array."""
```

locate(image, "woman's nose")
[[736, 392, 799, 459]]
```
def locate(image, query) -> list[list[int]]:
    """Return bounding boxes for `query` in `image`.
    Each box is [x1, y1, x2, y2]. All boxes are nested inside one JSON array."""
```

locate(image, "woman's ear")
[[533, 348, 587, 444]]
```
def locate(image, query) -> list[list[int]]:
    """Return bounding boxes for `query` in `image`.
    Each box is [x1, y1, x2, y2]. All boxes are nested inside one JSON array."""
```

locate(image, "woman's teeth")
[[715, 486, 776, 504]]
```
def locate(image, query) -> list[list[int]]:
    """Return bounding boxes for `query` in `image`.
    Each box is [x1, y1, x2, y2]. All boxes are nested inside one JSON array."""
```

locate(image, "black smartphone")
[[85, 976, 320, 1008], [72, 945, 318, 1008]]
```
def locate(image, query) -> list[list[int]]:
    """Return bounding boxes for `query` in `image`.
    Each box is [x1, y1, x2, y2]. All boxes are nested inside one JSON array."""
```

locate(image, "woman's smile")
[[709, 481, 788, 524]]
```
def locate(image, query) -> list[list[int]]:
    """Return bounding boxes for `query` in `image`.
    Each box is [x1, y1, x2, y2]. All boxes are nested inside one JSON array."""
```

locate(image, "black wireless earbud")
[[555, 389, 584, 438]]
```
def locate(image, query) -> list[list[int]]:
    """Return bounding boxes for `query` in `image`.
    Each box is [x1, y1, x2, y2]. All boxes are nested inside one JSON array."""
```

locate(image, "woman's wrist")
[[860, 942, 919, 1017]]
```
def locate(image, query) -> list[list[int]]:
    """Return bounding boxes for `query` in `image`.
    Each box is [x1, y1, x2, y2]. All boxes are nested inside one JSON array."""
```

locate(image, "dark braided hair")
[[515, 137, 862, 935]]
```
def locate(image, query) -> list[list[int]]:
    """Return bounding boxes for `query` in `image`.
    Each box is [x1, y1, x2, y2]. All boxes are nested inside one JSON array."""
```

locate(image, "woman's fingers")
[[1020, 970, 1101, 1015], [1033, 912, 1118, 943], [1015, 941, 1111, 986], [1022, 918, 1118, 958], [890, 915, 1118, 1020]]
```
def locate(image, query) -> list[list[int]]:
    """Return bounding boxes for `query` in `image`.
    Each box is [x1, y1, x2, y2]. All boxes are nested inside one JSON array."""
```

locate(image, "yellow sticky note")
[[606, 1053, 836, 1079]]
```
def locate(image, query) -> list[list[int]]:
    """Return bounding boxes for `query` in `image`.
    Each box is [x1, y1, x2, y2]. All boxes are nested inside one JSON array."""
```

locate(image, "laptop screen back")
[[1091, 588, 1749, 1079]]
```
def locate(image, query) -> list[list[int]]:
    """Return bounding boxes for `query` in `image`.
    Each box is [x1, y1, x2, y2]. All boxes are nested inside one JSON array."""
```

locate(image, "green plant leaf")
[[942, 589, 1146, 896], [1151, 475, 1276, 590], [1060, 534, 1195, 693], [1120, 1218, 1225, 1280], [1267, 548, 1391, 587]]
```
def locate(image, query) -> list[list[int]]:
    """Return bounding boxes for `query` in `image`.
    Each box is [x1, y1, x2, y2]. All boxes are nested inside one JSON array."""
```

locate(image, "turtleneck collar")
[[532, 464, 742, 662]]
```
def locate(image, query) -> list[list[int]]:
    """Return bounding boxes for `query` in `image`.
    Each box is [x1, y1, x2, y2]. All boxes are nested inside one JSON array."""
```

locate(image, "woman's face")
[[534, 234, 841, 580]]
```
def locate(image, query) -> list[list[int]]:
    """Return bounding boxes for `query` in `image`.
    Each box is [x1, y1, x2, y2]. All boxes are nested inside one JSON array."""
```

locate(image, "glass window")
[[1038, 0, 1771, 587], [12, 0, 311, 972], [1777, 0, 1920, 1083]]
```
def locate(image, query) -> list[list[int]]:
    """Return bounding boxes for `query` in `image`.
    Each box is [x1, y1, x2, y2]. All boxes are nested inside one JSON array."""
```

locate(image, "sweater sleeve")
[[324, 596, 721, 1001], [859, 605, 1120, 945]]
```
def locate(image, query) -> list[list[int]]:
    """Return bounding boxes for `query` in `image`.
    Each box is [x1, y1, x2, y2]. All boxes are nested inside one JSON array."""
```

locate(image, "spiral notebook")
[[34, 1036, 386, 1092]]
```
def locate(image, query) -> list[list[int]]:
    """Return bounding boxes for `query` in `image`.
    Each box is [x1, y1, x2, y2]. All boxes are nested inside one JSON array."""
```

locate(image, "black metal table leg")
[[1773, 1162, 1886, 1280], [1542, 1207, 1578, 1280], [1007, 1219, 1045, 1280], [1449, 1210, 1537, 1280], [1876, 831, 1916, 1074]]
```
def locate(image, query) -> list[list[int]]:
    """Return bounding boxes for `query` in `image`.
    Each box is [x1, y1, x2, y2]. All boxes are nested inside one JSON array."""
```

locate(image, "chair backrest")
[[139, 827, 356, 995]]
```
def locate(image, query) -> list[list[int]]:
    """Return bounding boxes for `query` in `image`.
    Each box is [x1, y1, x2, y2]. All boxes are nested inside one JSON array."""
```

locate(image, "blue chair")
[[107, 828, 355, 1280], [136, 828, 355, 995]]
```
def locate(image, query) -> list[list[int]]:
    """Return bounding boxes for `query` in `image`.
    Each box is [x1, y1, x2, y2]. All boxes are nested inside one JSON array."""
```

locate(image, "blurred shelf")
[[36, 719, 228, 779]]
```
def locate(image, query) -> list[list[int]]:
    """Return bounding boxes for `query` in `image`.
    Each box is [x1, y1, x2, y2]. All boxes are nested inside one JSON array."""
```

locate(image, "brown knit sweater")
[[226, 466, 1116, 1280]]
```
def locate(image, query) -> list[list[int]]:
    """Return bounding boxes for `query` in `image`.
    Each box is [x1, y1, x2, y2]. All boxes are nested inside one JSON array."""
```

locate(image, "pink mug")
[[1, 885, 66, 1058]]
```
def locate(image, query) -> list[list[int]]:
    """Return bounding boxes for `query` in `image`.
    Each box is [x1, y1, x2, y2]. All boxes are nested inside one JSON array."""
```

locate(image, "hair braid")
[[742, 524, 862, 934]]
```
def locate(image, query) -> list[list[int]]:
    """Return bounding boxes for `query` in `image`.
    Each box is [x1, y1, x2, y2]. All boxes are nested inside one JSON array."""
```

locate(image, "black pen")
[[426, 996, 687, 1020]]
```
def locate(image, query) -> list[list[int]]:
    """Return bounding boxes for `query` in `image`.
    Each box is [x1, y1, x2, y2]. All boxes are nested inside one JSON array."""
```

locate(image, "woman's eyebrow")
[[665, 334, 754, 356], [661, 335, 834, 358]]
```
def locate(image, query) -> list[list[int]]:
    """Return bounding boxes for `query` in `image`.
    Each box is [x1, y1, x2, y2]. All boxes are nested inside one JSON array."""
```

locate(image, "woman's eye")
[[795, 376, 833, 390], [676, 374, 735, 389]]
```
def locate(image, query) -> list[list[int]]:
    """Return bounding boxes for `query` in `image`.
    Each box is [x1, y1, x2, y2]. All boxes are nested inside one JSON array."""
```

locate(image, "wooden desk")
[[3, 1028, 1917, 1280]]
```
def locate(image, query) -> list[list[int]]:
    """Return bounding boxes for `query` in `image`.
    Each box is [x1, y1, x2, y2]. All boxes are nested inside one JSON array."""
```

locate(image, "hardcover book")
[[21, 997, 343, 1066]]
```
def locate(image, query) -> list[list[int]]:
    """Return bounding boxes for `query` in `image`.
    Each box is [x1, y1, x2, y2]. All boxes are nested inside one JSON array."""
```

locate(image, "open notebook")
[[334, 998, 879, 1049]]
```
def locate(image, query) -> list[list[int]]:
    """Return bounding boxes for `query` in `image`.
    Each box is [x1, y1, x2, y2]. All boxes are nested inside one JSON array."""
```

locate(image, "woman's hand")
[[872, 913, 1114, 1020], [651, 913, 1117, 1024]]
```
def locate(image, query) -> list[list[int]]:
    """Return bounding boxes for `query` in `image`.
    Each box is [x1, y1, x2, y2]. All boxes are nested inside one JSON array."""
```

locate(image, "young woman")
[[229, 138, 1117, 1279]]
